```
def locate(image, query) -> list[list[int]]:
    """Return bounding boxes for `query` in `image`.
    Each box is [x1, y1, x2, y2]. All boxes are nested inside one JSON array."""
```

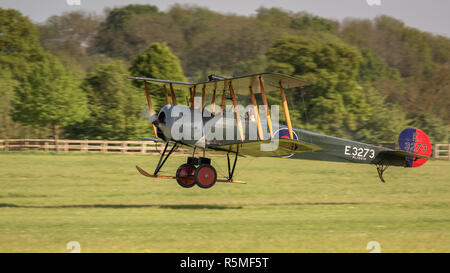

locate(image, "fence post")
[[141, 142, 146, 154], [434, 144, 439, 158], [101, 141, 107, 153], [121, 141, 127, 153], [4, 139, 8, 151], [448, 144, 450, 160]]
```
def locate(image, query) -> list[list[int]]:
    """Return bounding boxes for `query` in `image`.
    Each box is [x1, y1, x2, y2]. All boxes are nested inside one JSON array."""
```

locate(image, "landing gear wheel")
[[176, 164, 196, 188], [194, 164, 217, 189]]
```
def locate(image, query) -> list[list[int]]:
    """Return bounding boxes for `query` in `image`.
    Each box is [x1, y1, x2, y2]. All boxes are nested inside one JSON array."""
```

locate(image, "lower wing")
[[207, 138, 322, 157]]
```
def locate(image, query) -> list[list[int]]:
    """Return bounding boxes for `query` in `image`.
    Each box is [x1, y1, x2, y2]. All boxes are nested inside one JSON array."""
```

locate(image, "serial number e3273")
[[344, 145, 375, 161]]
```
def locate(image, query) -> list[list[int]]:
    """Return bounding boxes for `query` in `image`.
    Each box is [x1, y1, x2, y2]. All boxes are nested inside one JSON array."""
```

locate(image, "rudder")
[[398, 128, 432, 167]]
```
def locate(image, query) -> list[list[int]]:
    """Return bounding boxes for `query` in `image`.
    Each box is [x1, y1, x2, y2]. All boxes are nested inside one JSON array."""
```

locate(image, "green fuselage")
[[157, 105, 403, 167]]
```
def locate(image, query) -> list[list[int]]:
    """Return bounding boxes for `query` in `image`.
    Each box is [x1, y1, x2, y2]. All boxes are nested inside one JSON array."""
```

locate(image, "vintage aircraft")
[[129, 72, 432, 189]]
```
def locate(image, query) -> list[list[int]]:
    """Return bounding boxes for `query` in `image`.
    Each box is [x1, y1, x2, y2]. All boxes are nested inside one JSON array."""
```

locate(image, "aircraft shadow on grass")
[[0, 203, 242, 210], [0, 202, 372, 209]]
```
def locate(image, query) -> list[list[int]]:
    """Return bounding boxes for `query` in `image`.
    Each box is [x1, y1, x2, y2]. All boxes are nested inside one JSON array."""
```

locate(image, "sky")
[[0, 0, 449, 37]]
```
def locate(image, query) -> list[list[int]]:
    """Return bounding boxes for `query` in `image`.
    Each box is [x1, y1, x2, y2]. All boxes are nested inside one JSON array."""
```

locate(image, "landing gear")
[[194, 164, 217, 189], [137, 143, 243, 188], [176, 164, 196, 188], [175, 157, 217, 189]]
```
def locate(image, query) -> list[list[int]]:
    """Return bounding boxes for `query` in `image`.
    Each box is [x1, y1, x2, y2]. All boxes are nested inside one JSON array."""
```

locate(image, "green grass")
[[0, 151, 449, 253]]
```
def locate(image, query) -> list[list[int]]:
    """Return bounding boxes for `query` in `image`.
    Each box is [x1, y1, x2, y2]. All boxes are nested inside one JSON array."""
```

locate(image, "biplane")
[[129, 72, 432, 189]]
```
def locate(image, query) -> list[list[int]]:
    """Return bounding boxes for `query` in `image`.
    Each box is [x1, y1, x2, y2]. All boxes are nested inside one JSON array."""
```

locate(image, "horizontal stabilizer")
[[379, 150, 430, 160], [373, 149, 431, 167]]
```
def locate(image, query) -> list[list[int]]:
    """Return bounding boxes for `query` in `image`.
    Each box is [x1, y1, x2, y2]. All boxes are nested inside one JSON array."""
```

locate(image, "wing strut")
[[229, 81, 245, 142], [220, 82, 227, 113], [201, 84, 206, 112], [144, 81, 158, 138], [169, 83, 177, 105], [189, 86, 196, 108], [211, 82, 217, 115], [163, 85, 170, 105], [249, 85, 264, 140], [279, 82, 294, 139], [259, 76, 273, 137]]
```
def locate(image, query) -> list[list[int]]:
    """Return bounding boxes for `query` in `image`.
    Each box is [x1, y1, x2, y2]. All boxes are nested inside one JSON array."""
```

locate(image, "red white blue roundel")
[[273, 128, 298, 158], [398, 128, 431, 168]]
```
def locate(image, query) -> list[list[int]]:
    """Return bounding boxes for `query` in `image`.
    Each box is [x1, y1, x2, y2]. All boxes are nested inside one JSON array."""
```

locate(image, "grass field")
[[0, 151, 449, 253]]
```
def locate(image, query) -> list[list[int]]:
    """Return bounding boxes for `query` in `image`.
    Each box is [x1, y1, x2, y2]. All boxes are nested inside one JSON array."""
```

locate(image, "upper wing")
[[207, 138, 322, 157], [129, 72, 307, 95]]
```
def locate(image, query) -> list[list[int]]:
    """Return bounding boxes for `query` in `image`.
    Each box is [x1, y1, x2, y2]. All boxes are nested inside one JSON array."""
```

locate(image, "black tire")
[[194, 164, 217, 189], [176, 164, 196, 188]]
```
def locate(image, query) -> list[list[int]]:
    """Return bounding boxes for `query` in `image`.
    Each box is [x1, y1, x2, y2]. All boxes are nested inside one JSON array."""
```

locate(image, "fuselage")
[[154, 105, 400, 166]]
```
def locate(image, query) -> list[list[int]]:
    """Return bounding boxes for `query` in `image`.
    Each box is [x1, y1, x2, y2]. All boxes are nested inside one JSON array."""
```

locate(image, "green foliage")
[[0, 8, 43, 77], [12, 53, 89, 134], [358, 48, 401, 82], [267, 36, 369, 138], [290, 13, 337, 33], [37, 11, 102, 73], [94, 4, 159, 58], [255, 7, 293, 29], [339, 15, 450, 141], [355, 87, 409, 143], [0, 69, 18, 138], [105, 4, 159, 31], [38, 12, 100, 57], [413, 114, 450, 143], [65, 60, 151, 140], [130, 43, 185, 82], [130, 42, 187, 109]]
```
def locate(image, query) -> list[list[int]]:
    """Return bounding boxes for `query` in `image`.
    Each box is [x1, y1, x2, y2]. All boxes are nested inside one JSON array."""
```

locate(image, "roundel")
[[273, 128, 298, 158], [398, 128, 432, 167], [273, 128, 298, 140]]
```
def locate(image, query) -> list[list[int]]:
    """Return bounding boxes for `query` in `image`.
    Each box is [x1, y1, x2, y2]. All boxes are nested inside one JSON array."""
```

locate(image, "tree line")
[[0, 4, 449, 143]]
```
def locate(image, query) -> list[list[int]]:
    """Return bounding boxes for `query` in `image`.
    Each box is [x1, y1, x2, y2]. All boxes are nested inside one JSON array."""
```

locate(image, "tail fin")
[[398, 128, 432, 167]]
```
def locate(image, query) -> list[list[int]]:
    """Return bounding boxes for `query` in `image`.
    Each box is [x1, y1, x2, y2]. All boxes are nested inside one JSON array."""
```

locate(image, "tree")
[[358, 48, 401, 83], [339, 15, 450, 137], [0, 69, 18, 138], [94, 4, 159, 59], [290, 12, 337, 33], [65, 60, 152, 140], [355, 86, 409, 143], [12, 53, 89, 143], [130, 42, 187, 109], [267, 36, 369, 138], [1, 8, 76, 139], [0, 8, 43, 77], [38, 11, 101, 57]]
